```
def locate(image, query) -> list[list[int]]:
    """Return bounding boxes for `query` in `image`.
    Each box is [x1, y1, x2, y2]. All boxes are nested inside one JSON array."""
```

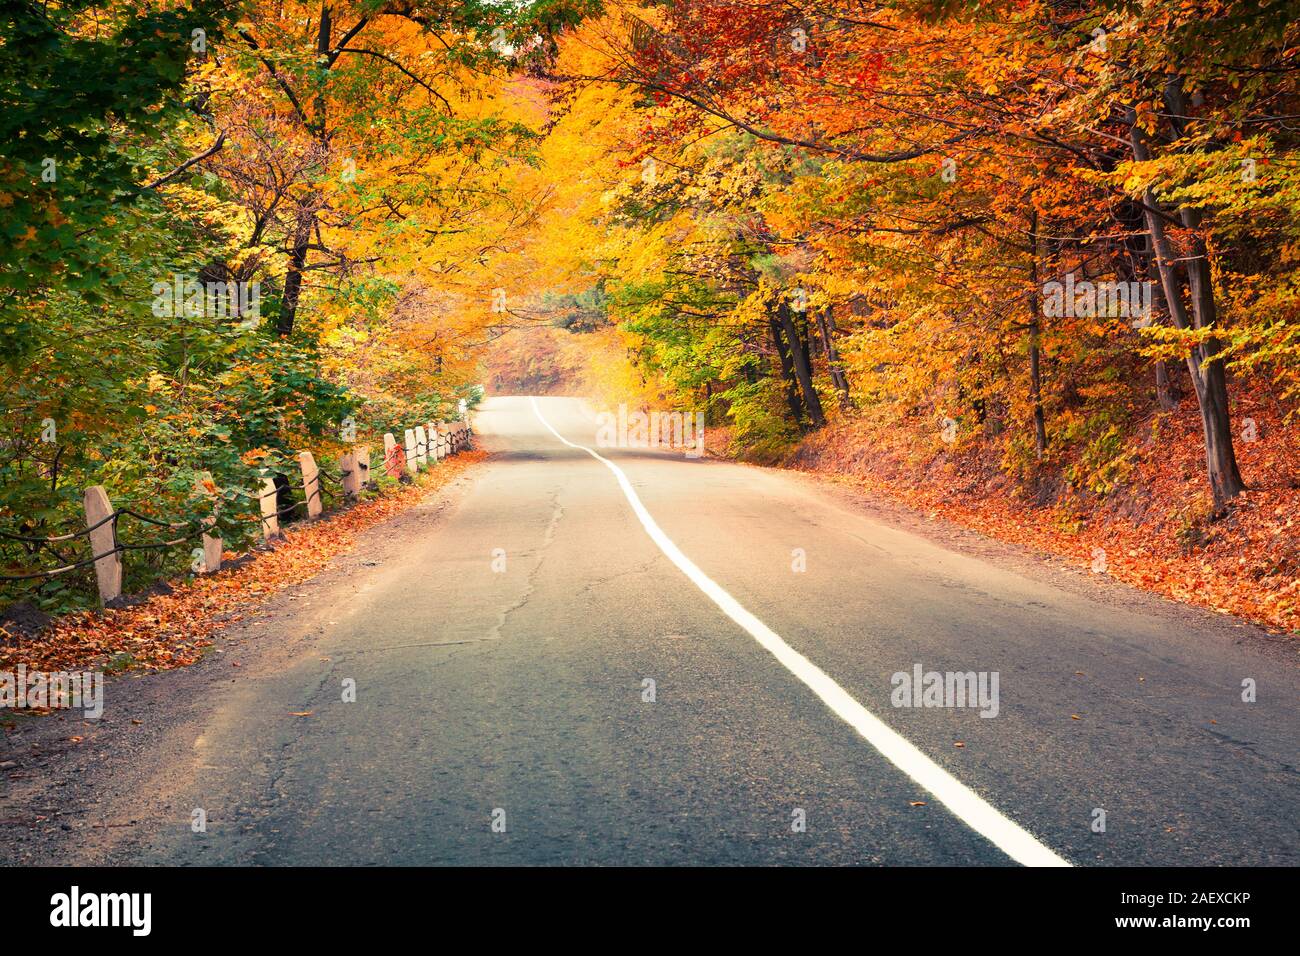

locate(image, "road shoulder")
[[0, 465, 482, 865]]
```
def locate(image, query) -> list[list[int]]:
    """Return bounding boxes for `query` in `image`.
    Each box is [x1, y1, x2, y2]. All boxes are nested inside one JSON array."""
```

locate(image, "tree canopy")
[[2, 0, 1296, 627]]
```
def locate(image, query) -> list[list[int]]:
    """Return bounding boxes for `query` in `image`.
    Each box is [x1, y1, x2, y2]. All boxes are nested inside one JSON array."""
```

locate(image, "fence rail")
[[0, 418, 472, 604]]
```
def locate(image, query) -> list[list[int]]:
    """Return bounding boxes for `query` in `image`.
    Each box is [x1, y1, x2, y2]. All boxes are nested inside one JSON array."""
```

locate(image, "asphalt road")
[[10, 396, 1298, 866]]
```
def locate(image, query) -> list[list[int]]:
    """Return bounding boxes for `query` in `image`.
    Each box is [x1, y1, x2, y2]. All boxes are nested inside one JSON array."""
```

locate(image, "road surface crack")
[[485, 488, 564, 642]]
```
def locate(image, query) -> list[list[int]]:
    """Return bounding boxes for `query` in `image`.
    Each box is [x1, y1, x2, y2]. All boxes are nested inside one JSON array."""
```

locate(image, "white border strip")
[[531, 397, 1070, 867]]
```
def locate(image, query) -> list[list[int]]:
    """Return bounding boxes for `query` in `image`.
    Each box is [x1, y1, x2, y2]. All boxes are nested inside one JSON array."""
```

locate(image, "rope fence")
[[0, 418, 472, 603]]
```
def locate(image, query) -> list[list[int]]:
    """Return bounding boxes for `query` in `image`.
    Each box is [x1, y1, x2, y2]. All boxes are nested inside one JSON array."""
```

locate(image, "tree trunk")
[[778, 301, 825, 428], [1147, 268, 1181, 411], [277, 207, 314, 336], [769, 316, 805, 423], [1154, 360, 1177, 411], [277, 6, 333, 337], [1134, 235, 1182, 411], [1129, 109, 1245, 511], [817, 305, 851, 407], [1027, 209, 1048, 459]]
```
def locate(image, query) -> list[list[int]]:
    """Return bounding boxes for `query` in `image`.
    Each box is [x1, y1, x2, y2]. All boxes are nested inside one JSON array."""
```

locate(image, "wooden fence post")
[[83, 485, 122, 604], [414, 425, 429, 468], [201, 531, 223, 573], [258, 474, 280, 539], [356, 445, 371, 487], [429, 424, 441, 461], [340, 451, 361, 498], [194, 474, 222, 572], [404, 429, 419, 474], [299, 451, 322, 518], [383, 433, 403, 479]]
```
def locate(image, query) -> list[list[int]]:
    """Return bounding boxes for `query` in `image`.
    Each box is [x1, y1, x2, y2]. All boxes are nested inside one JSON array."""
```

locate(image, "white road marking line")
[[530, 396, 1071, 868]]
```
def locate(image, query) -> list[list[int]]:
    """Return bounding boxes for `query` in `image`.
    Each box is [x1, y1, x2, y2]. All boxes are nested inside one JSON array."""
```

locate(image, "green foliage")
[[715, 379, 799, 463], [1063, 417, 1138, 497], [0, 0, 233, 304]]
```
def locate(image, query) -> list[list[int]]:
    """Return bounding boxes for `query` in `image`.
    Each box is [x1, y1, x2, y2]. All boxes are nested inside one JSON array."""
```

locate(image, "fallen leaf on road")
[[909, 801, 927, 807], [289, 711, 313, 717]]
